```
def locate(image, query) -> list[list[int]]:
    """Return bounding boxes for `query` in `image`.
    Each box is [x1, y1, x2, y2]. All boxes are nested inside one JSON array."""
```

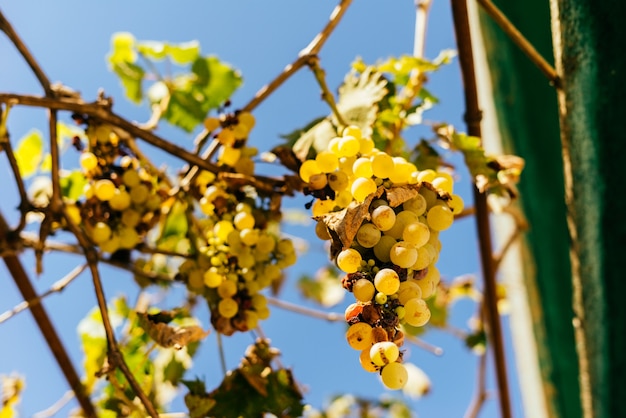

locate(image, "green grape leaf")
[[60, 170, 88, 201], [162, 87, 208, 132], [109, 32, 137, 64], [13, 129, 44, 178], [40, 153, 52, 172], [111, 61, 145, 104], [191, 56, 242, 109], [157, 199, 189, 250], [298, 267, 345, 307], [137, 41, 168, 60], [187, 340, 304, 418], [168, 40, 201, 65]]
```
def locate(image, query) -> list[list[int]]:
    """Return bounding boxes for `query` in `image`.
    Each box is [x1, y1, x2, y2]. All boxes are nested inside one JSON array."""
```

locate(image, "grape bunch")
[[301, 126, 464, 389], [73, 122, 166, 254], [178, 113, 297, 335]]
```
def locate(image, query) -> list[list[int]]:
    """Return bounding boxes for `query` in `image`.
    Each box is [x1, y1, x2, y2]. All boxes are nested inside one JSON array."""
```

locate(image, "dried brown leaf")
[[138, 312, 210, 350]]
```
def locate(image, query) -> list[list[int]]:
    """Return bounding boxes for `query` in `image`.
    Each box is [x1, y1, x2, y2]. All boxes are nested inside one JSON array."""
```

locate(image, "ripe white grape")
[[403, 298, 431, 327], [351, 177, 377, 203], [353, 157, 374, 178], [338, 135, 360, 157], [371, 153, 395, 178], [315, 150, 339, 172], [397, 280, 422, 304], [381, 362, 409, 390], [80, 152, 98, 172], [374, 268, 400, 295], [299, 160, 321, 182], [373, 235, 397, 263], [448, 194, 465, 214], [389, 241, 418, 268], [218, 298, 239, 318], [109, 189, 131, 211], [328, 171, 349, 192], [234, 211, 255, 230], [370, 341, 400, 366], [427, 205, 454, 231], [384, 210, 419, 240], [337, 248, 362, 273], [359, 348, 381, 372], [94, 179, 116, 201], [402, 222, 430, 248], [403, 195, 427, 216], [356, 223, 381, 248], [371, 205, 396, 231], [91, 222, 112, 244], [353, 278, 376, 302]]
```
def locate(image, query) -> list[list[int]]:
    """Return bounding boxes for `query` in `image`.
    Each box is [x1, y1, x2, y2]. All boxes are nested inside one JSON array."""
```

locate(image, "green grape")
[[402, 221, 430, 248], [346, 322, 374, 350], [371, 205, 396, 231], [448, 194, 465, 215], [356, 223, 381, 248], [234, 211, 255, 230], [427, 205, 454, 231], [373, 235, 397, 263], [337, 248, 362, 273], [375, 292, 388, 304], [370, 341, 400, 366], [381, 362, 409, 390], [353, 278, 376, 302], [91, 222, 112, 244], [338, 135, 360, 157], [299, 159, 321, 182], [374, 268, 400, 295], [315, 150, 339, 173], [397, 280, 422, 304], [351, 177, 377, 203], [353, 157, 374, 178], [360, 348, 381, 372], [218, 298, 239, 318], [94, 179, 116, 201], [217, 280, 238, 298], [109, 189, 131, 211], [389, 241, 418, 268], [371, 153, 395, 179], [328, 171, 349, 192], [204, 268, 224, 288], [122, 170, 140, 188], [130, 183, 150, 205], [80, 152, 98, 172], [384, 210, 419, 240], [403, 297, 431, 327], [403, 195, 427, 216]]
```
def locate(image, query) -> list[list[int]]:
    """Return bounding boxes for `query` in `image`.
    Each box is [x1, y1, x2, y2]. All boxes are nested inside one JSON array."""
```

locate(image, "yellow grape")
[[432, 176, 453, 194], [403, 195, 427, 216], [374, 268, 400, 295], [353, 157, 374, 178], [109, 189, 131, 211], [315, 150, 339, 173], [338, 135, 360, 157], [342, 125, 362, 140], [371, 153, 395, 179], [328, 171, 349, 192], [80, 152, 98, 172], [308, 173, 328, 190], [91, 222, 112, 244], [234, 211, 255, 230], [337, 248, 362, 273], [218, 298, 239, 318], [397, 280, 422, 304], [416, 169, 437, 183], [237, 112, 256, 129], [346, 322, 374, 350], [373, 235, 397, 263], [371, 205, 396, 231], [94, 179, 116, 201], [356, 222, 381, 248], [315, 220, 331, 240], [389, 241, 418, 268], [122, 170, 141, 188], [370, 341, 400, 366], [360, 348, 381, 372], [299, 160, 321, 182], [203, 116, 221, 131], [130, 183, 149, 205], [427, 205, 454, 231], [240, 228, 260, 246], [403, 298, 431, 327], [218, 146, 241, 166], [351, 177, 377, 202], [358, 137, 375, 155], [204, 268, 224, 288], [448, 194, 465, 214], [402, 222, 430, 248], [353, 278, 376, 302], [381, 362, 409, 390]]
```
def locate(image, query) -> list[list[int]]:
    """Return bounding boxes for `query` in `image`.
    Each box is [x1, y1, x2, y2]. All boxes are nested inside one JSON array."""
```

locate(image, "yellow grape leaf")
[[138, 312, 209, 350], [14, 129, 43, 178]]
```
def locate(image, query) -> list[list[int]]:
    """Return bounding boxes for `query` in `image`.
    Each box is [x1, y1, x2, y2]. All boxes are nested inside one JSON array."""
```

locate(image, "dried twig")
[[464, 350, 489, 418], [32, 390, 76, 418], [451, 0, 512, 416], [308, 57, 347, 128], [0, 212, 97, 417], [405, 333, 444, 356], [266, 296, 343, 322], [0, 263, 87, 324]]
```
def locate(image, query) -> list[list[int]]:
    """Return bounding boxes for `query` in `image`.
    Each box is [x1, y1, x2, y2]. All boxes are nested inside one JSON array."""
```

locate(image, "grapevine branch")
[[464, 349, 489, 418], [308, 57, 348, 128], [0, 263, 87, 325], [451, 0, 513, 417], [60, 212, 159, 417], [0, 212, 97, 417], [475, 0, 560, 87]]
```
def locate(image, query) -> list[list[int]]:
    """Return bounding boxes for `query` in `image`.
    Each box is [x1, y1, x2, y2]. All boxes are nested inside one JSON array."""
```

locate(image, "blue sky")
[[0, 1, 523, 416]]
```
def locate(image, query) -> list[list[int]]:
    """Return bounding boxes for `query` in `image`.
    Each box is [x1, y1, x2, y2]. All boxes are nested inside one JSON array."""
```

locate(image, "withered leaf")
[[137, 311, 210, 350]]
